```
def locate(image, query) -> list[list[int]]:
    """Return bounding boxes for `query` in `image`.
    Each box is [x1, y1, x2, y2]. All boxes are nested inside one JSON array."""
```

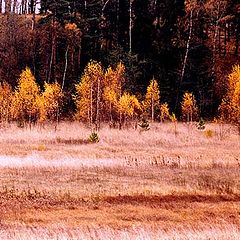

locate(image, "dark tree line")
[[0, 0, 239, 118]]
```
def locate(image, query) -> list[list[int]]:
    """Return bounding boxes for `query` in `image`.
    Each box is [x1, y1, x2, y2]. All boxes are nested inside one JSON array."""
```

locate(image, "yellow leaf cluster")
[[103, 62, 125, 118], [75, 78, 91, 121], [118, 92, 141, 117], [65, 23, 78, 32], [170, 113, 177, 123], [144, 78, 160, 121], [38, 82, 63, 122], [75, 61, 127, 123], [103, 67, 118, 105], [219, 65, 240, 131], [75, 60, 104, 122], [145, 79, 160, 106], [181, 92, 198, 122], [160, 102, 170, 122], [13, 67, 40, 122]]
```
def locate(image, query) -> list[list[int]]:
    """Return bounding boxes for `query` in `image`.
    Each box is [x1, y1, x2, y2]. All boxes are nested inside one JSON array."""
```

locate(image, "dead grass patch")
[[0, 122, 239, 238]]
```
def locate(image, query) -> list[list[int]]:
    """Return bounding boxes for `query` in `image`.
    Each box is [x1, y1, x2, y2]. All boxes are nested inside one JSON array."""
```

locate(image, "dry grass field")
[[0, 121, 239, 239]]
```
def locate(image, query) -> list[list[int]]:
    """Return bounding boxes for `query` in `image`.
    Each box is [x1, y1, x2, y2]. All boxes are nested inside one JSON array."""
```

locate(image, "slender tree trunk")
[[129, 0, 132, 53], [48, 46, 54, 83], [212, 26, 218, 64], [77, 37, 82, 72], [90, 83, 93, 129], [109, 102, 113, 123], [31, 0, 36, 30], [96, 76, 101, 131], [151, 96, 154, 122], [175, 10, 193, 110], [5, 0, 11, 13], [116, 0, 120, 44], [21, 0, 26, 14], [20, 0, 23, 14], [48, 12, 56, 82], [30, 0, 34, 13], [62, 45, 69, 90], [119, 112, 122, 129], [218, 27, 221, 55], [25, 0, 28, 14], [224, 23, 227, 56], [71, 48, 74, 72], [13, 0, 17, 13], [235, 22, 239, 56], [227, 23, 230, 41], [55, 108, 60, 132]]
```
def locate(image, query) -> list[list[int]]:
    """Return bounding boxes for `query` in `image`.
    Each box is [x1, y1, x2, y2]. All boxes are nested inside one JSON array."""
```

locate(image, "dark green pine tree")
[[150, 0, 185, 109], [132, 0, 153, 58], [118, 0, 130, 50]]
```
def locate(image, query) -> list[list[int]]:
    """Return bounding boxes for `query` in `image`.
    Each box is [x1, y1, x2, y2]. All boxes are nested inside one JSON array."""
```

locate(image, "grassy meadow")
[[0, 121, 239, 239]]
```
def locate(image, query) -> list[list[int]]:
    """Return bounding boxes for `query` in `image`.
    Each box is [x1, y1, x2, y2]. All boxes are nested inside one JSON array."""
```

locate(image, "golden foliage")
[[103, 62, 125, 121], [75, 76, 91, 121], [13, 67, 40, 123], [0, 82, 13, 123], [64, 23, 81, 40], [219, 65, 240, 132], [75, 61, 104, 123], [118, 92, 141, 118], [181, 92, 198, 122], [103, 67, 118, 105], [65, 23, 78, 32], [75, 61, 126, 125], [160, 102, 170, 122], [144, 78, 160, 121], [170, 113, 177, 123], [38, 82, 64, 123]]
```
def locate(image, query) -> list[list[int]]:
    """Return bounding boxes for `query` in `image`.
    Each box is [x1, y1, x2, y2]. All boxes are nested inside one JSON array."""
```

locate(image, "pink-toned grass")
[[0, 122, 239, 239], [0, 224, 239, 240], [0, 121, 238, 166]]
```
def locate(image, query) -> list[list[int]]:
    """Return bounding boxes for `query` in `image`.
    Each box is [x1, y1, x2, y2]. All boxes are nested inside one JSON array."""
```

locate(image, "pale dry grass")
[[0, 224, 239, 240], [0, 122, 239, 239], [0, 121, 239, 166], [0, 164, 239, 231]]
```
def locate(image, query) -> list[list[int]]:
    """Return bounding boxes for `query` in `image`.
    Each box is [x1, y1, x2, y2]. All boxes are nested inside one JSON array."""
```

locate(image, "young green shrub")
[[138, 118, 150, 131], [88, 132, 100, 143], [197, 118, 205, 130]]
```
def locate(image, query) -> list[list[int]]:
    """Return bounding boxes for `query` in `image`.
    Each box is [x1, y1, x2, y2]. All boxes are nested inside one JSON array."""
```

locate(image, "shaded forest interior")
[[0, 0, 239, 119]]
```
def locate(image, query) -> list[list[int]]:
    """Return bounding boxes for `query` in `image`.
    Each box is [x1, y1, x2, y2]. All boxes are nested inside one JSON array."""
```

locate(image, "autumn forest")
[[0, 1, 240, 238], [0, 0, 239, 129]]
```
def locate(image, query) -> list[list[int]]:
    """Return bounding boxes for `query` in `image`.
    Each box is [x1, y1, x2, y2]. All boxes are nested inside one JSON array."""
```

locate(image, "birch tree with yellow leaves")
[[13, 67, 40, 126], [103, 62, 125, 123], [75, 61, 142, 129], [117, 92, 141, 127], [75, 61, 104, 130], [160, 103, 170, 122], [38, 82, 64, 126], [143, 79, 160, 122], [219, 65, 240, 134], [181, 92, 198, 122]]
